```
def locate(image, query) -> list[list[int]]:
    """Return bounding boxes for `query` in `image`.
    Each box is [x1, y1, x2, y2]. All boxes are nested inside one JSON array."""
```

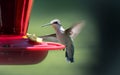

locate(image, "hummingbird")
[[40, 19, 85, 63]]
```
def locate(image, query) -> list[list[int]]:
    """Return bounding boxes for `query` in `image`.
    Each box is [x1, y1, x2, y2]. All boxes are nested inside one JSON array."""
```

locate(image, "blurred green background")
[[0, 0, 99, 75]]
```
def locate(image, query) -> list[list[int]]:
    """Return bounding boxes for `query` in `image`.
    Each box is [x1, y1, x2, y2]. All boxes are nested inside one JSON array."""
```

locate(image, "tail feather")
[[66, 52, 74, 63], [65, 43, 74, 63]]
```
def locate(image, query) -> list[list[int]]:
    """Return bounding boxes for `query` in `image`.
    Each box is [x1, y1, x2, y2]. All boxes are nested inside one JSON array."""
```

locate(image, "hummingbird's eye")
[[53, 22, 58, 24]]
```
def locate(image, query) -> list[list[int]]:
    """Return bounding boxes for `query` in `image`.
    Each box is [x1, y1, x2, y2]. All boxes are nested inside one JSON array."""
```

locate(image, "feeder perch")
[[0, 0, 65, 65]]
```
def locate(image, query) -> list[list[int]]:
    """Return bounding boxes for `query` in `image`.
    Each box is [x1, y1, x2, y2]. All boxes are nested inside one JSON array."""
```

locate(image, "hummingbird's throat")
[[59, 27, 65, 33]]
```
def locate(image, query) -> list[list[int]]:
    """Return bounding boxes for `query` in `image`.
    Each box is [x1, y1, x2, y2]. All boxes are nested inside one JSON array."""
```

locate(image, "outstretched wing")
[[39, 34, 59, 42], [65, 21, 85, 39]]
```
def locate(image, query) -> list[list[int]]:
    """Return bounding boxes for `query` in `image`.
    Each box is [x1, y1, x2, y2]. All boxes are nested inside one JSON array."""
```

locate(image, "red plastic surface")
[[0, 0, 32, 35], [0, 35, 65, 51], [0, 35, 65, 65], [0, 50, 48, 65]]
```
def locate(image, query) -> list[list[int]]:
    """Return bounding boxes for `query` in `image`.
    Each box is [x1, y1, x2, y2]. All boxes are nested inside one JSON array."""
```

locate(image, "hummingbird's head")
[[42, 19, 61, 27], [50, 19, 61, 25]]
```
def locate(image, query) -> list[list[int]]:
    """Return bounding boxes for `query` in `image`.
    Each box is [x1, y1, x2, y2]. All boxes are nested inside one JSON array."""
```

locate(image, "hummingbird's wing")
[[65, 21, 85, 39], [39, 34, 59, 42]]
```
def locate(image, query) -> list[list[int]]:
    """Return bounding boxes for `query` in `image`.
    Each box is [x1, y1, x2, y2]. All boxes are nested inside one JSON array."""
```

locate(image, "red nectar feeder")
[[0, 0, 65, 65]]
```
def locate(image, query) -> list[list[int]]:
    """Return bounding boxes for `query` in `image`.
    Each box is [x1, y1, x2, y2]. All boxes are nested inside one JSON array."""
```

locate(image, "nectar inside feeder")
[[0, 0, 65, 65]]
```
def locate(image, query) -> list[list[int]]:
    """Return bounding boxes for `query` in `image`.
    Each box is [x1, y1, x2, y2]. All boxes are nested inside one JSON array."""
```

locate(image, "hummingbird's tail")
[[65, 43, 74, 63], [65, 52, 74, 63]]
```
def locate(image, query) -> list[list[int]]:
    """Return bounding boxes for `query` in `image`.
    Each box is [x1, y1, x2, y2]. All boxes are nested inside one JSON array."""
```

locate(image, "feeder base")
[[0, 35, 65, 65]]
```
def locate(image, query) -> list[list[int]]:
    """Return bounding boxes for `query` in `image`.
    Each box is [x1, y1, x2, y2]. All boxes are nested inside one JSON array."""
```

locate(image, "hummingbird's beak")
[[41, 23, 51, 27]]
